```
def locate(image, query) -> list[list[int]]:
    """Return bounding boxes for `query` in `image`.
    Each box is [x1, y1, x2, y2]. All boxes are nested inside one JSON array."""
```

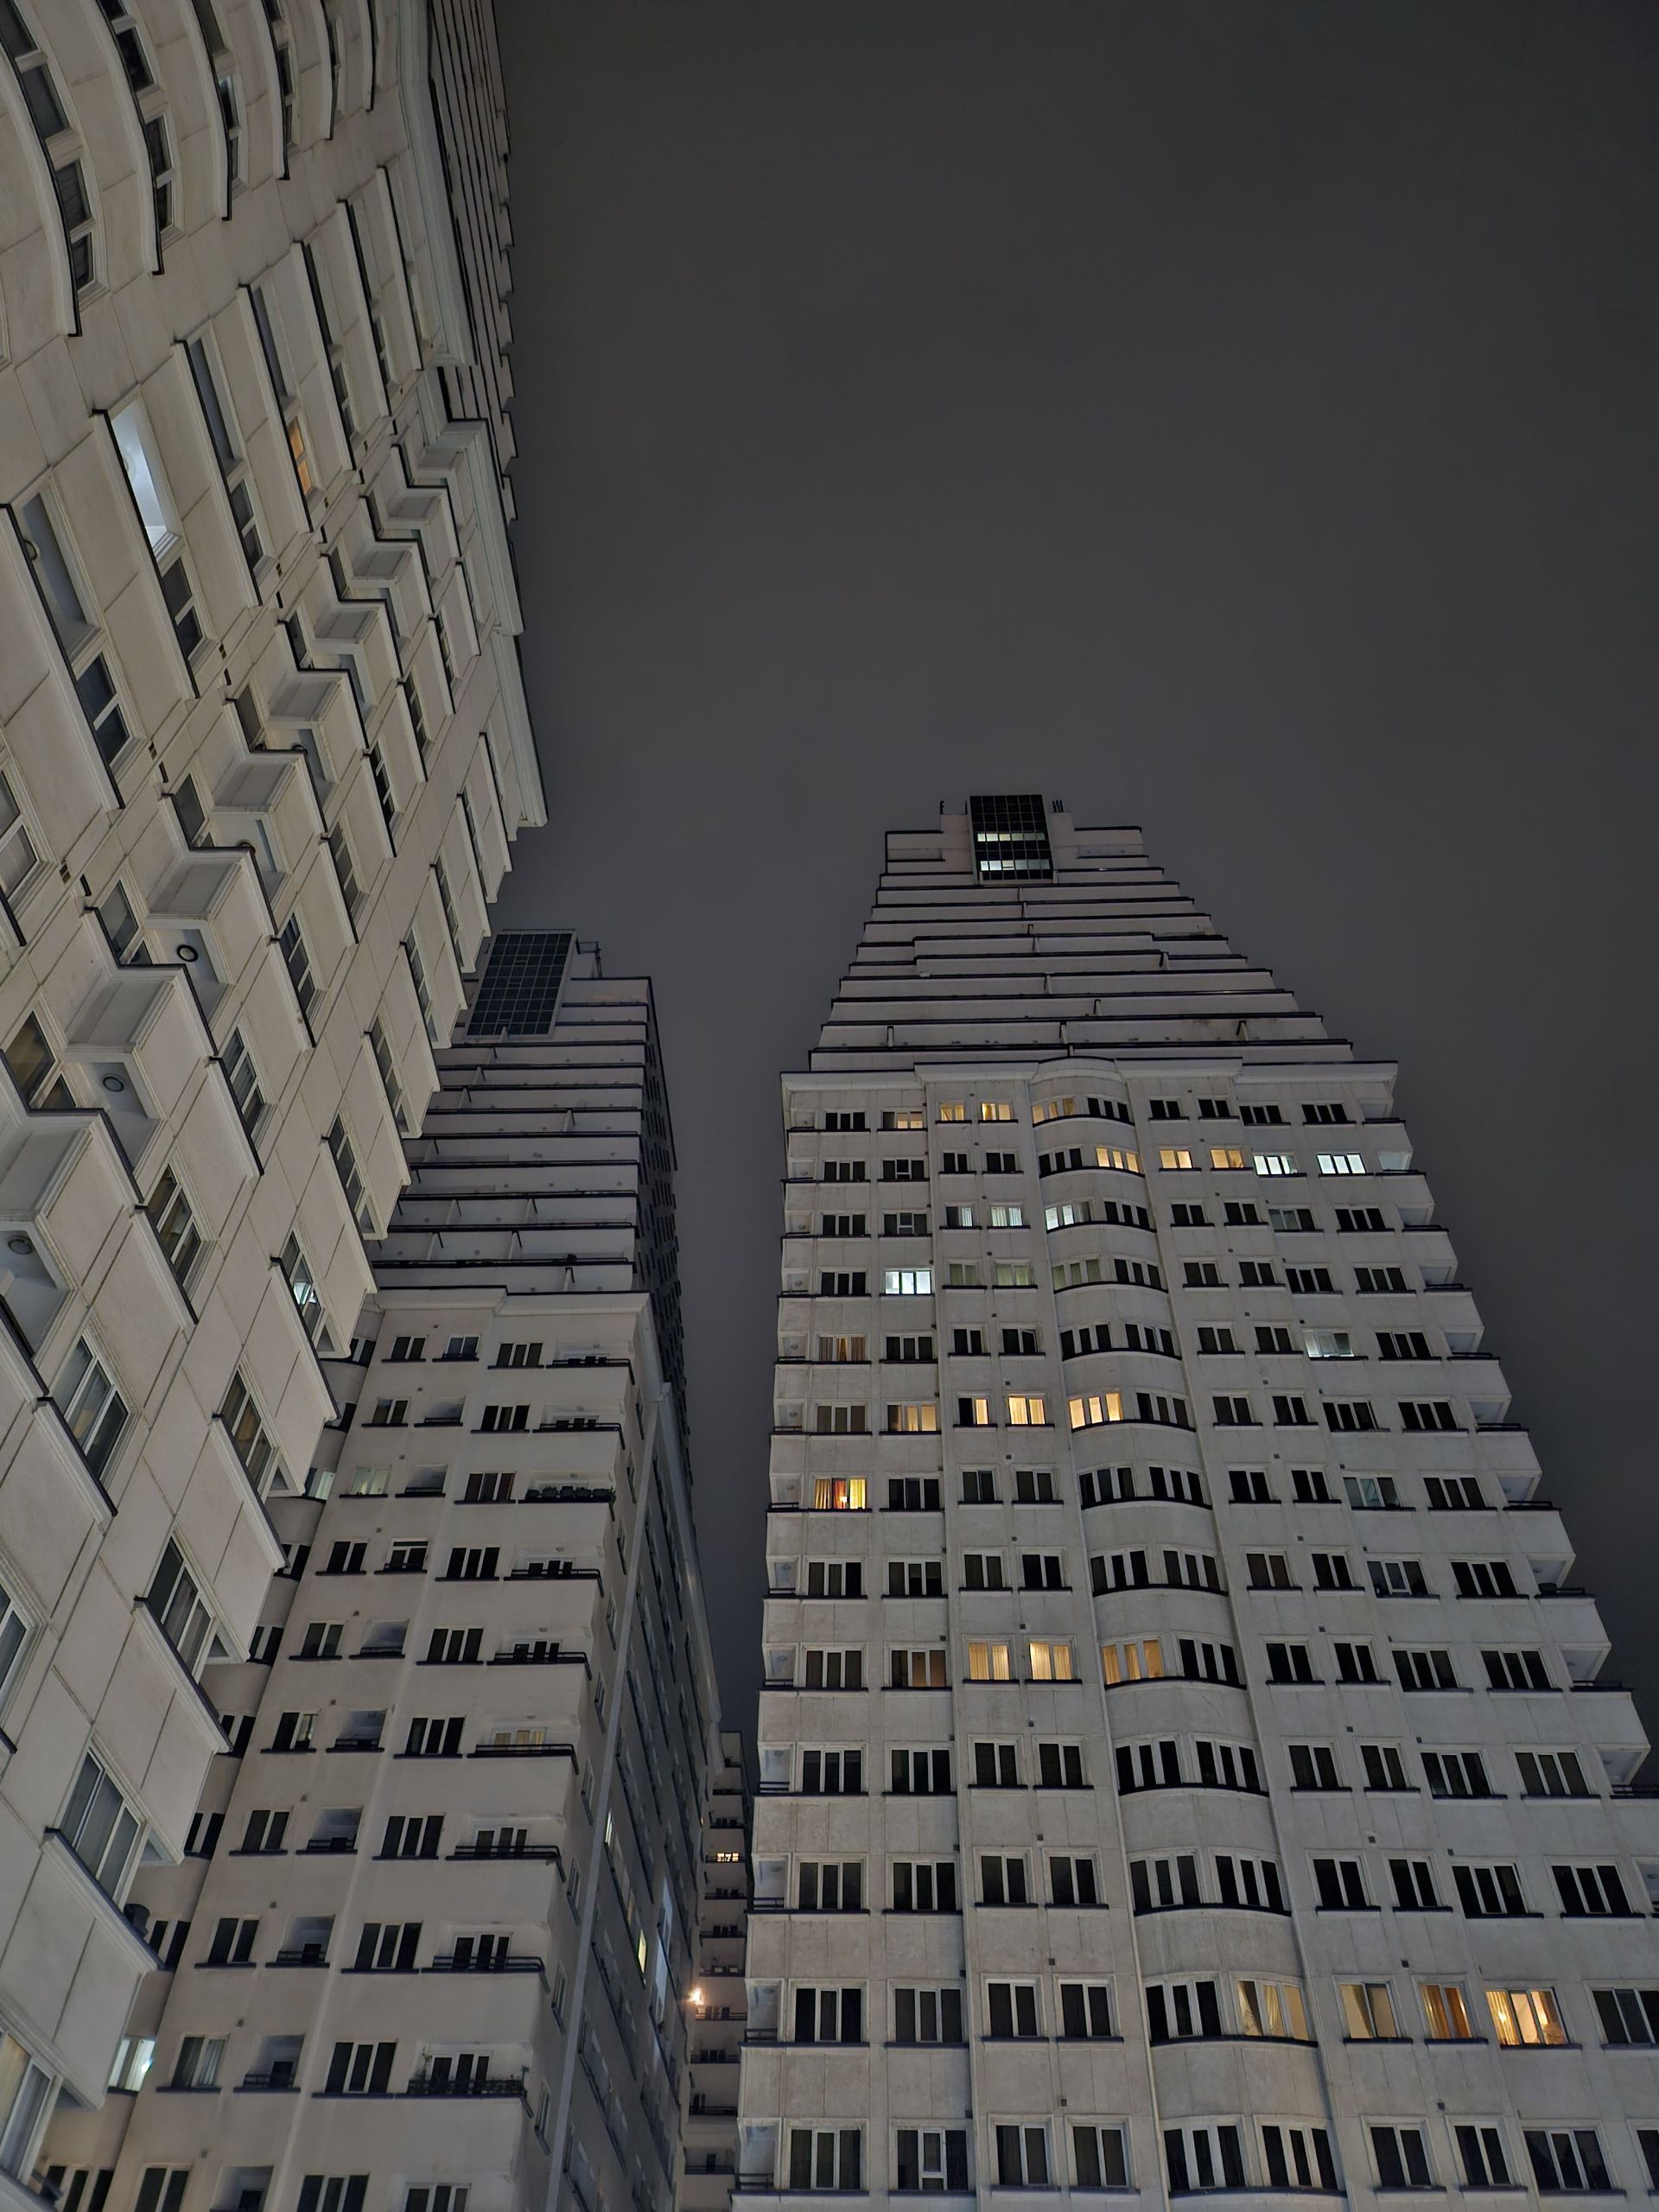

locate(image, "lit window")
[[967, 1642, 1010, 1682], [938, 1102, 967, 1122], [1253, 1152, 1298, 1176], [1487, 1987, 1567, 2048], [1158, 1147, 1193, 1170], [1101, 1638, 1162, 1685], [1068, 1393, 1122, 1430], [1415, 1983, 1473, 2041], [1006, 1394, 1046, 1426], [1094, 1144, 1140, 1173], [811, 1478, 867, 1512], [1027, 1641, 1075, 1682], [1339, 1982, 1398, 2040]]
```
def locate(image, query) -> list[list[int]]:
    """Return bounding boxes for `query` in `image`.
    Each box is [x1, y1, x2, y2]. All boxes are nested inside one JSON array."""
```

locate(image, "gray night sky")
[[492, 0, 1659, 1733]]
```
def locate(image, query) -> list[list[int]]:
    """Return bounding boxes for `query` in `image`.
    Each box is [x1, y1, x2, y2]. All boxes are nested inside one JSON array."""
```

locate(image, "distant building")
[[0, 0, 543, 2184], [742, 797, 1659, 2205], [45, 934, 727, 2212], [680, 1734, 751, 2212]]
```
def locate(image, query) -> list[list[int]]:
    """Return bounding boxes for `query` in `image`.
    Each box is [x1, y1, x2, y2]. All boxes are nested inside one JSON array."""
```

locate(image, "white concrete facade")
[[0, 0, 543, 2193], [44, 936, 727, 2212], [742, 798, 1659, 2208]]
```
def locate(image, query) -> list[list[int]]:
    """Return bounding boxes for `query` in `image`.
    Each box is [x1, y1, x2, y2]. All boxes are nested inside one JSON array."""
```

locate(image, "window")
[[1553, 1862, 1630, 1917], [1290, 1743, 1340, 1790], [1421, 1982, 1474, 2040], [1361, 1742, 1409, 1791], [1425, 1473, 1484, 1510], [1164, 2126, 1245, 2194], [1036, 1741, 1084, 1788], [1236, 1979, 1309, 2039], [799, 1748, 861, 1796], [1454, 1862, 1527, 1917], [887, 1402, 938, 1433], [1371, 2128, 1432, 2190], [792, 1987, 862, 2045], [1005, 1392, 1046, 1426], [1593, 1986, 1659, 2045], [788, 2129, 861, 2190], [1344, 1471, 1399, 1510], [296, 2182, 369, 2212], [143, 1168, 202, 1288], [1402, 1398, 1459, 1433], [133, 2177, 189, 2212], [893, 1988, 963, 2045], [883, 1267, 931, 1294], [1312, 1857, 1368, 1910], [219, 1027, 265, 1141], [1369, 1556, 1427, 1597], [1158, 1147, 1193, 1170], [979, 1852, 1027, 1905], [280, 1232, 325, 1345], [961, 1552, 1004, 1592], [1389, 1858, 1440, 1910], [1014, 1466, 1056, 1503], [54, 1338, 129, 1477], [1027, 1640, 1075, 1681], [889, 1649, 944, 1690], [811, 1478, 866, 1511], [1148, 1980, 1222, 2042], [1339, 1982, 1398, 2039], [1517, 1750, 1589, 1799], [994, 2126, 1049, 2187], [895, 2129, 969, 2191], [170, 2035, 224, 2090], [1069, 1392, 1122, 1429], [891, 1860, 953, 1913], [1523, 2131, 1611, 2194], [1423, 1750, 1491, 1800], [1048, 1855, 1099, 1907], [1052, 1983, 1111, 2040], [1485, 1646, 1550, 1690], [188, 336, 264, 574], [0, 2031, 54, 2179], [1395, 1647, 1456, 1691], [280, 912, 316, 1014], [986, 1981, 1040, 2037], [0, 774, 41, 900], [1486, 1986, 1567, 2047], [143, 1541, 216, 1675], [798, 1859, 863, 1910], [1454, 2127, 1513, 2190], [967, 1643, 1011, 1684], [60, 1750, 142, 1895], [1097, 1637, 1165, 1699]]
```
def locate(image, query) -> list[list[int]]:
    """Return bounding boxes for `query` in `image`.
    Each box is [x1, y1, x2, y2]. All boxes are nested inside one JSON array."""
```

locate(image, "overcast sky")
[[493, 0, 1659, 1734]]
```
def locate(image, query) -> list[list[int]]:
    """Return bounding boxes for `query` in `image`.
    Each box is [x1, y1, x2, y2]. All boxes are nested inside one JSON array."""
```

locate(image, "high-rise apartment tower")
[[0, 0, 543, 2185], [44, 933, 726, 2212], [742, 798, 1658, 2206]]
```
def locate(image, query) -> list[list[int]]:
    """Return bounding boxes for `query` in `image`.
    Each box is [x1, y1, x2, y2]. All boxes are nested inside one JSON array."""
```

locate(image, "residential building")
[[0, 0, 543, 2185], [742, 796, 1659, 2205], [43, 932, 726, 2212], [680, 1734, 750, 2212]]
